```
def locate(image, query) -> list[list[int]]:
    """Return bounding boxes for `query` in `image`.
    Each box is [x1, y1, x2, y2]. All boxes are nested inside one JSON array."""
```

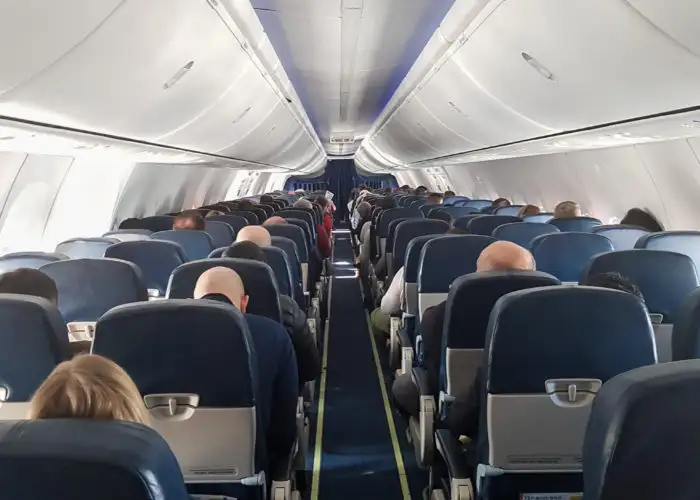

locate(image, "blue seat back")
[[266, 224, 309, 263], [41, 259, 148, 323], [532, 232, 614, 283], [444, 196, 470, 206], [583, 360, 700, 500], [592, 224, 649, 250], [386, 218, 409, 254], [672, 288, 700, 361], [549, 216, 602, 232], [452, 215, 482, 232], [105, 240, 187, 296], [463, 199, 492, 210], [270, 236, 303, 304], [434, 206, 481, 219], [0, 294, 67, 401], [55, 238, 117, 259], [0, 252, 67, 273], [393, 219, 449, 272], [523, 212, 554, 223], [140, 215, 175, 233], [277, 210, 315, 242], [420, 205, 436, 217], [204, 220, 235, 249], [377, 208, 423, 238], [636, 231, 700, 271], [467, 215, 522, 236], [494, 205, 525, 216], [262, 246, 293, 297], [208, 214, 248, 233], [492, 222, 560, 249], [103, 229, 153, 242], [151, 230, 214, 260], [0, 420, 190, 500], [231, 210, 259, 225], [166, 258, 281, 322]]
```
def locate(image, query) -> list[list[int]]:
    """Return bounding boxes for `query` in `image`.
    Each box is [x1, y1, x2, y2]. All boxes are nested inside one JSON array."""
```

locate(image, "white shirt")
[[381, 266, 405, 315]]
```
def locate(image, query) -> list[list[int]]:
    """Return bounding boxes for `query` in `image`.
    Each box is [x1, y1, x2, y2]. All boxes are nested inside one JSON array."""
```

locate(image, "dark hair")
[[415, 186, 428, 195], [582, 272, 645, 303], [444, 190, 456, 199], [237, 200, 255, 211], [173, 210, 205, 230], [447, 227, 467, 235], [314, 196, 328, 209], [620, 208, 664, 233], [118, 218, 142, 230], [0, 268, 59, 305], [493, 198, 511, 208], [223, 241, 267, 263], [377, 196, 397, 210]]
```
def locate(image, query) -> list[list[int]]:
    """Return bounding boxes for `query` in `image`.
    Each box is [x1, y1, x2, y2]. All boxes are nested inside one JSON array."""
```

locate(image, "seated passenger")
[[391, 240, 535, 420], [0, 268, 89, 357], [173, 210, 205, 230], [314, 196, 334, 235], [425, 192, 444, 205], [447, 270, 645, 441], [237, 225, 273, 246], [223, 241, 320, 386], [264, 216, 288, 226], [620, 207, 664, 232], [294, 198, 331, 259], [517, 204, 541, 218], [29, 354, 149, 425], [553, 200, 582, 219], [492, 197, 511, 209], [193, 267, 298, 465], [443, 190, 456, 199], [415, 186, 428, 196]]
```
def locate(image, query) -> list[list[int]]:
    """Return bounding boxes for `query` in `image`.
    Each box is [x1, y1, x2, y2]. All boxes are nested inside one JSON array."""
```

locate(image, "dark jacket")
[[279, 294, 321, 385]]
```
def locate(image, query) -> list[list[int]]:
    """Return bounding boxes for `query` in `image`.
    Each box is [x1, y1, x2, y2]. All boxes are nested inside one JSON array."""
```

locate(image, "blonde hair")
[[517, 204, 541, 218], [29, 354, 149, 425], [554, 201, 582, 219]]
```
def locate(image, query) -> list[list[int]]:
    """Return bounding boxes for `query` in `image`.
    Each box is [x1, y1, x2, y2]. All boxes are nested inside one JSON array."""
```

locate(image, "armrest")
[[397, 327, 413, 349], [435, 429, 471, 480], [411, 367, 432, 396]]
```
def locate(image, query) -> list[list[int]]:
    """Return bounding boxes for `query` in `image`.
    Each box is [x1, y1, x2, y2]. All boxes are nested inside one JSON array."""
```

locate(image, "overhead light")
[[521, 52, 556, 81], [163, 61, 195, 90]]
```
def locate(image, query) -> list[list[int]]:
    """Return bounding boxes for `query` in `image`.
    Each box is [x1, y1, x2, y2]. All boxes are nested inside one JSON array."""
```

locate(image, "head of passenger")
[[260, 194, 275, 205], [173, 210, 205, 230], [264, 216, 287, 226], [415, 186, 428, 196], [492, 198, 511, 209], [29, 354, 149, 425], [223, 241, 266, 262], [0, 268, 58, 306], [426, 193, 443, 205], [236, 225, 272, 246], [356, 201, 372, 221], [476, 241, 536, 272], [193, 266, 249, 312], [315, 196, 329, 213], [237, 199, 255, 211], [293, 198, 313, 210], [553, 201, 582, 219], [620, 207, 664, 232], [517, 204, 542, 218], [581, 272, 645, 304], [443, 190, 456, 199]]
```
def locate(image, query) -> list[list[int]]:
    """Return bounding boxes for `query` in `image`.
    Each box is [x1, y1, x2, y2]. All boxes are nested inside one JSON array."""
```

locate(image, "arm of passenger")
[[380, 269, 404, 315], [421, 301, 446, 394], [270, 337, 300, 458], [316, 224, 332, 258], [447, 365, 484, 440]]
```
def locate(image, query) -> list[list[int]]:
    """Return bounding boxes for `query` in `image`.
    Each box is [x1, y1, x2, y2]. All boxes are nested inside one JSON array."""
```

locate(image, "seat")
[[672, 288, 700, 361], [262, 246, 294, 297], [494, 205, 525, 216], [105, 240, 187, 297], [420, 205, 437, 217], [55, 237, 118, 259], [583, 360, 700, 500], [286, 218, 314, 253], [463, 200, 492, 210], [418, 235, 496, 317], [267, 224, 310, 295], [468, 286, 656, 499], [404, 235, 442, 317], [523, 212, 554, 223], [549, 216, 602, 232], [635, 231, 700, 271], [0, 295, 67, 410], [102, 229, 153, 242], [377, 208, 423, 255], [393, 219, 449, 277], [151, 230, 214, 260], [592, 224, 649, 250], [140, 215, 175, 232], [271, 236, 304, 306], [467, 215, 522, 236], [166, 258, 281, 322], [250, 207, 269, 225], [277, 210, 316, 242], [204, 220, 235, 249], [427, 210, 451, 223], [41, 258, 148, 324], [492, 222, 560, 249], [257, 204, 275, 218], [0, 252, 67, 273], [532, 232, 614, 283], [452, 215, 482, 232], [231, 210, 259, 225], [433, 206, 480, 220], [0, 419, 190, 500], [92, 300, 266, 493], [207, 214, 248, 233], [444, 196, 470, 206], [385, 218, 409, 278], [582, 249, 699, 362]]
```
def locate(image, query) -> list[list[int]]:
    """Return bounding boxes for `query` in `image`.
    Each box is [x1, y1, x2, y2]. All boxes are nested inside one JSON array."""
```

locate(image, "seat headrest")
[[41, 259, 148, 323], [55, 238, 118, 259], [549, 216, 602, 232], [151, 230, 214, 261], [203, 220, 235, 248], [0, 419, 189, 500], [404, 235, 441, 282], [102, 230, 152, 242], [591, 225, 649, 250], [393, 220, 449, 270], [463, 200, 493, 210], [261, 246, 293, 296], [494, 205, 525, 216], [0, 252, 68, 273], [583, 360, 700, 500], [377, 208, 423, 236], [635, 231, 700, 270], [166, 258, 281, 322], [444, 271, 560, 349], [94, 300, 255, 407], [531, 232, 614, 283], [492, 222, 559, 249], [435, 206, 480, 218], [452, 215, 482, 232], [140, 215, 176, 233], [270, 236, 301, 263], [207, 214, 248, 233], [467, 215, 522, 236], [285, 218, 313, 245], [487, 286, 656, 394], [418, 235, 496, 293], [582, 249, 698, 322], [523, 212, 554, 223], [672, 288, 700, 360], [0, 294, 67, 400], [266, 224, 308, 262]]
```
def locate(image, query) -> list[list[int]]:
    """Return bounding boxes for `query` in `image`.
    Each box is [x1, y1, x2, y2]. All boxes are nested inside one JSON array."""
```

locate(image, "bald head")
[[476, 241, 535, 272], [194, 267, 249, 312], [264, 216, 287, 226], [236, 225, 271, 246]]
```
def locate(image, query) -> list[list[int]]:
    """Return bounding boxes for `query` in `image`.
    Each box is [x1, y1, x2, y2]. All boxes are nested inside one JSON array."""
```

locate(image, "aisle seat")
[[267, 224, 310, 296], [452, 215, 482, 232], [393, 220, 449, 277], [377, 208, 423, 255]]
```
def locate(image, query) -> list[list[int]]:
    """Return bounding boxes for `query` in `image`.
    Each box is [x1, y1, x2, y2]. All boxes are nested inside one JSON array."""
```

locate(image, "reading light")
[[163, 61, 195, 90], [521, 52, 556, 81]]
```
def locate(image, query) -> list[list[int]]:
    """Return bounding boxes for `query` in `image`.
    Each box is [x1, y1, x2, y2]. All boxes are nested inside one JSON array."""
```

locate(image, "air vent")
[[330, 135, 355, 144]]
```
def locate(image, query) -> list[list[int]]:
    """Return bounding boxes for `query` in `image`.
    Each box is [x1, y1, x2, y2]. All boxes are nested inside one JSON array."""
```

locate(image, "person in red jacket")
[[315, 196, 333, 236], [294, 198, 331, 259]]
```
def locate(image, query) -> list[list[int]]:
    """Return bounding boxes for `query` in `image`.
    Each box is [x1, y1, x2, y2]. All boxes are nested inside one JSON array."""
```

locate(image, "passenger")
[[293, 198, 313, 210], [314, 196, 334, 235], [492, 198, 511, 209], [29, 354, 149, 425], [553, 200, 582, 219], [264, 216, 288, 225], [173, 210, 205, 230], [425, 193, 444, 205], [517, 204, 541, 218], [447, 268, 644, 443], [236, 225, 272, 246], [415, 186, 428, 196], [443, 190, 456, 199], [223, 241, 320, 386], [391, 240, 535, 421], [205, 210, 223, 218], [0, 268, 89, 358], [620, 207, 664, 232], [193, 267, 298, 466]]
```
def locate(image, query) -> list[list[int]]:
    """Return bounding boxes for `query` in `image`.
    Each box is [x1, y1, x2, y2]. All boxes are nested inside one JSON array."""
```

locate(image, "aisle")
[[308, 227, 415, 500]]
